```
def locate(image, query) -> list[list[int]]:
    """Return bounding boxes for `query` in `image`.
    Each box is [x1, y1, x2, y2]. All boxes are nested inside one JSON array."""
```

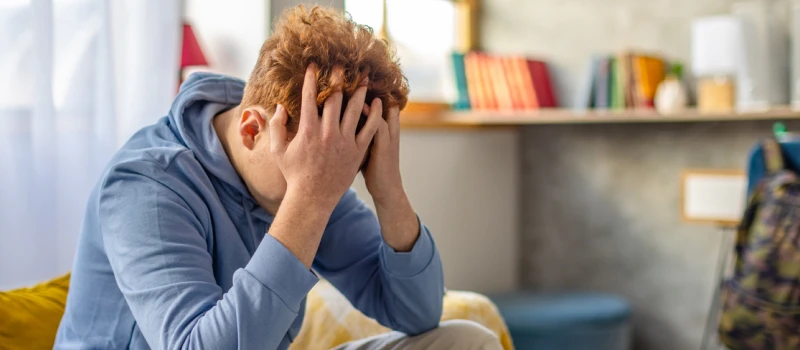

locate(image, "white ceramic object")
[[733, 0, 789, 111], [655, 77, 688, 115]]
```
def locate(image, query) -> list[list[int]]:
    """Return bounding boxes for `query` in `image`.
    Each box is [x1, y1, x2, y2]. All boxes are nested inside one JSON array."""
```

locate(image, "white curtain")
[[0, 0, 181, 289]]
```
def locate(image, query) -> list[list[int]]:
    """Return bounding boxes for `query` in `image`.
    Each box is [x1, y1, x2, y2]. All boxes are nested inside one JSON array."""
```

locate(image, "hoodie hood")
[[167, 72, 248, 195]]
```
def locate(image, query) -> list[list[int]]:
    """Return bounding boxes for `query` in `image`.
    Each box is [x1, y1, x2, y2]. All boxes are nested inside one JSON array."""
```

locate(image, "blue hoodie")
[[55, 73, 444, 350]]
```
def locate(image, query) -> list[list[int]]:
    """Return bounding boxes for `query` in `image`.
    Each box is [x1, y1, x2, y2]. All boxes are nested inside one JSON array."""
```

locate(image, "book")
[[633, 55, 665, 108], [612, 53, 629, 109], [515, 56, 539, 110], [623, 53, 636, 108], [528, 60, 558, 108], [594, 57, 611, 109], [452, 51, 557, 111], [573, 56, 599, 110], [609, 57, 621, 109], [463, 52, 482, 110], [477, 53, 498, 110], [501, 56, 524, 110], [489, 55, 514, 112], [450, 52, 471, 110]]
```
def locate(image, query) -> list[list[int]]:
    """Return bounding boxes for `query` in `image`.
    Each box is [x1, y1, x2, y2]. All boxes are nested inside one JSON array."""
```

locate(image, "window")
[[345, 0, 478, 104]]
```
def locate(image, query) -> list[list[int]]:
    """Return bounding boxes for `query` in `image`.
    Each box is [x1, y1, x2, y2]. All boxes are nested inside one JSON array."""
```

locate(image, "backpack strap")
[[762, 138, 785, 174]]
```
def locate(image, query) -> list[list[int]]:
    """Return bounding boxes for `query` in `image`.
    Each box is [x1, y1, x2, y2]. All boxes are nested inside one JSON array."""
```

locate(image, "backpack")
[[717, 138, 800, 350]]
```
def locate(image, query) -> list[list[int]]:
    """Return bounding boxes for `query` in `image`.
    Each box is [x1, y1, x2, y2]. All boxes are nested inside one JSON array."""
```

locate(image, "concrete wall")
[[519, 121, 796, 350], [480, 0, 791, 348]]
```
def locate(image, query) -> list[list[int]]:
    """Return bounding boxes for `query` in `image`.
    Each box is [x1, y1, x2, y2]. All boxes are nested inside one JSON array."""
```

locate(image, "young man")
[[55, 5, 502, 350]]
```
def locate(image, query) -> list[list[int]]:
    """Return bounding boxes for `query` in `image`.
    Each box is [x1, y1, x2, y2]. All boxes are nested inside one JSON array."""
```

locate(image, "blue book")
[[574, 56, 600, 110], [594, 56, 611, 110]]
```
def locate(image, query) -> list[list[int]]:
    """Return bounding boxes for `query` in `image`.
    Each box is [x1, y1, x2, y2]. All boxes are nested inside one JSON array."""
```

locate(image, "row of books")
[[574, 53, 666, 110], [451, 52, 559, 111]]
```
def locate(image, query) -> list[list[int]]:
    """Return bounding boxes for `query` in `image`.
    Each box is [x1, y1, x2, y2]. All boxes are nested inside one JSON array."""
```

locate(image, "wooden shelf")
[[399, 106, 800, 129]]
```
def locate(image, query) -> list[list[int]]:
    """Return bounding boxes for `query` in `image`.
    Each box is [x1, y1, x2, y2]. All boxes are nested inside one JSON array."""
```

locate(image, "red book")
[[516, 57, 539, 110], [527, 60, 558, 108]]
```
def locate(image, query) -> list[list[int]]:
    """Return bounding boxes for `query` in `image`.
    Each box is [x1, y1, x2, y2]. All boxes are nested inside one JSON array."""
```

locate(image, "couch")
[[0, 274, 513, 350]]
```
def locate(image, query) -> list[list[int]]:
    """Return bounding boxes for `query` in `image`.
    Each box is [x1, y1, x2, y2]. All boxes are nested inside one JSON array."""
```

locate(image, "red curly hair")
[[241, 5, 409, 131]]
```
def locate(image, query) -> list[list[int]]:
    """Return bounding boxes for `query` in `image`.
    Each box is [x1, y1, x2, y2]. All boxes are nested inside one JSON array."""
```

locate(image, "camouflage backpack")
[[717, 138, 800, 349]]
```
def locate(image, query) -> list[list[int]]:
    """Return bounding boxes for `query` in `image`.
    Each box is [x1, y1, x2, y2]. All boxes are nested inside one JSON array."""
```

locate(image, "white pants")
[[331, 320, 504, 350]]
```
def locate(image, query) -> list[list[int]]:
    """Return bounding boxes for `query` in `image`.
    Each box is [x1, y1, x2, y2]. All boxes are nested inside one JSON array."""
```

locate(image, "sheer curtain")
[[0, 0, 181, 289]]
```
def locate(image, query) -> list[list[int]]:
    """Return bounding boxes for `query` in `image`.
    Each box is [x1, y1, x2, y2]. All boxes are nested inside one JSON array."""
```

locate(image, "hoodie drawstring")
[[243, 197, 260, 252]]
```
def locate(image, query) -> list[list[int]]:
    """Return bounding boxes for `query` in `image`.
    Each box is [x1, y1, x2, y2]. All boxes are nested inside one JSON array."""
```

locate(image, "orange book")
[[633, 55, 665, 108], [646, 56, 665, 98], [501, 57, 524, 110], [463, 52, 483, 110], [515, 56, 539, 110], [633, 56, 649, 108], [488, 55, 514, 112], [477, 53, 498, 110]]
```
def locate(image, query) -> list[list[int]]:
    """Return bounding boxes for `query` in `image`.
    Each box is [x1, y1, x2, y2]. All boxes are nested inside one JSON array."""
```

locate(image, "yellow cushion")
[[290, 280, 515, 350], [0, 274, 71, 350], [0, 275, 514, 350]]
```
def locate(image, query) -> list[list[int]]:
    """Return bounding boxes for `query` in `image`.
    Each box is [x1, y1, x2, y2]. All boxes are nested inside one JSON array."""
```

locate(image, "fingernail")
[[276, 104, 283, 112]]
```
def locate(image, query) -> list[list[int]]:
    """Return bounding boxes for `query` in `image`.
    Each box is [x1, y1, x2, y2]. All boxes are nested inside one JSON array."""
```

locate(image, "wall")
[[481, 0, 789, 349]]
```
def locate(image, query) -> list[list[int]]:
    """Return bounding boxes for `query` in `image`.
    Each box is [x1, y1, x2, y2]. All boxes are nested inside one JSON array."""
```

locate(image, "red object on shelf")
[[181, 23, 208, 68]]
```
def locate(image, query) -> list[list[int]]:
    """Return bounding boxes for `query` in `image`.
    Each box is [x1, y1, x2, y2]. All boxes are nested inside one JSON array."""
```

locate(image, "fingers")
[[322, 67, 344, 135], [299, 64, 319, 133], [386, 106, 400, 139], [269, 104, 289, 154], [356, 98, 383, 150], [341, 78, 369, 137]]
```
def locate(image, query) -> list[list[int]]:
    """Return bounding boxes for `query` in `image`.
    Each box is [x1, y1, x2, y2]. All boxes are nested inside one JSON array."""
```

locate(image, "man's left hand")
[[361, 100, 419, 252], [361, 100, 403, 203]]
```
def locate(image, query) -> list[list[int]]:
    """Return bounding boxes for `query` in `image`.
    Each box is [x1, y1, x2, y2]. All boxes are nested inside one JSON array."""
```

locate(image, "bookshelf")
[[400, 106, 800, 129]]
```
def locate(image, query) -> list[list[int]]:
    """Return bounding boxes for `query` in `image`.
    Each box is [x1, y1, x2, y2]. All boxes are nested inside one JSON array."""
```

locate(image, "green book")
[[608, 57, 618, 109], [450, 52, 471, 110], [609, 57, 626, 110]]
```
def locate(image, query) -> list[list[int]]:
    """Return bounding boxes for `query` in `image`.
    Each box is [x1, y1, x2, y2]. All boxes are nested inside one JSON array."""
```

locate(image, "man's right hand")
[[269, 64, 382, 212], [265, 65, 383, 268]]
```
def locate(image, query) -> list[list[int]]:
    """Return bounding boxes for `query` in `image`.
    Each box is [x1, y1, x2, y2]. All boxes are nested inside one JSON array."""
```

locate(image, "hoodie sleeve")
[[99, 159, 317, 350], [312, 189, 444, 335]]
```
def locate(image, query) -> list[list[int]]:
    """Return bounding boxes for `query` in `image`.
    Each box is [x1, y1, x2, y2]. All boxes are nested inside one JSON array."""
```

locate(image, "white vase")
[[655, 77, 688, 115]]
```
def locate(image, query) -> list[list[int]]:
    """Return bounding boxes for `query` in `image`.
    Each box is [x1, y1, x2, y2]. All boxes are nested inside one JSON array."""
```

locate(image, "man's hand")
[[271, 65, 381, 211], [266, 65, 383, 267], [361, 103, 420, 252]]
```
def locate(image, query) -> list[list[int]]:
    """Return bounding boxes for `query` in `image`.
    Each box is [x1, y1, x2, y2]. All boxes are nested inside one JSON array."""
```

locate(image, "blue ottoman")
[[490, 292, 632, 350]]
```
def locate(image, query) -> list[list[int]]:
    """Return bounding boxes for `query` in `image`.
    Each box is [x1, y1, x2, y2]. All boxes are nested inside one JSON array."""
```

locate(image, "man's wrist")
[[373, 188, 419, 252], [268, 186, 337, 268], [372, 184, 407, 209], [285, 183, 340, 214]]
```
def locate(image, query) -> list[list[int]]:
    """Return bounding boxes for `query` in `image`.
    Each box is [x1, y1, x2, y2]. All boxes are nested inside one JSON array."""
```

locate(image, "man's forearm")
[[374, 189, 419, 252], [268, 188, 335, 268]]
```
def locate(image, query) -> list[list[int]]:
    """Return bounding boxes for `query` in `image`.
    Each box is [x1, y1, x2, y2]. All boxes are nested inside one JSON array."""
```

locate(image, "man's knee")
[[428, 320, 502, 349]]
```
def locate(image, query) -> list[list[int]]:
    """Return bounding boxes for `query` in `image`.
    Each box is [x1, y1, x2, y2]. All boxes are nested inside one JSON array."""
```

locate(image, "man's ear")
[[239, 107, 268, 150]]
